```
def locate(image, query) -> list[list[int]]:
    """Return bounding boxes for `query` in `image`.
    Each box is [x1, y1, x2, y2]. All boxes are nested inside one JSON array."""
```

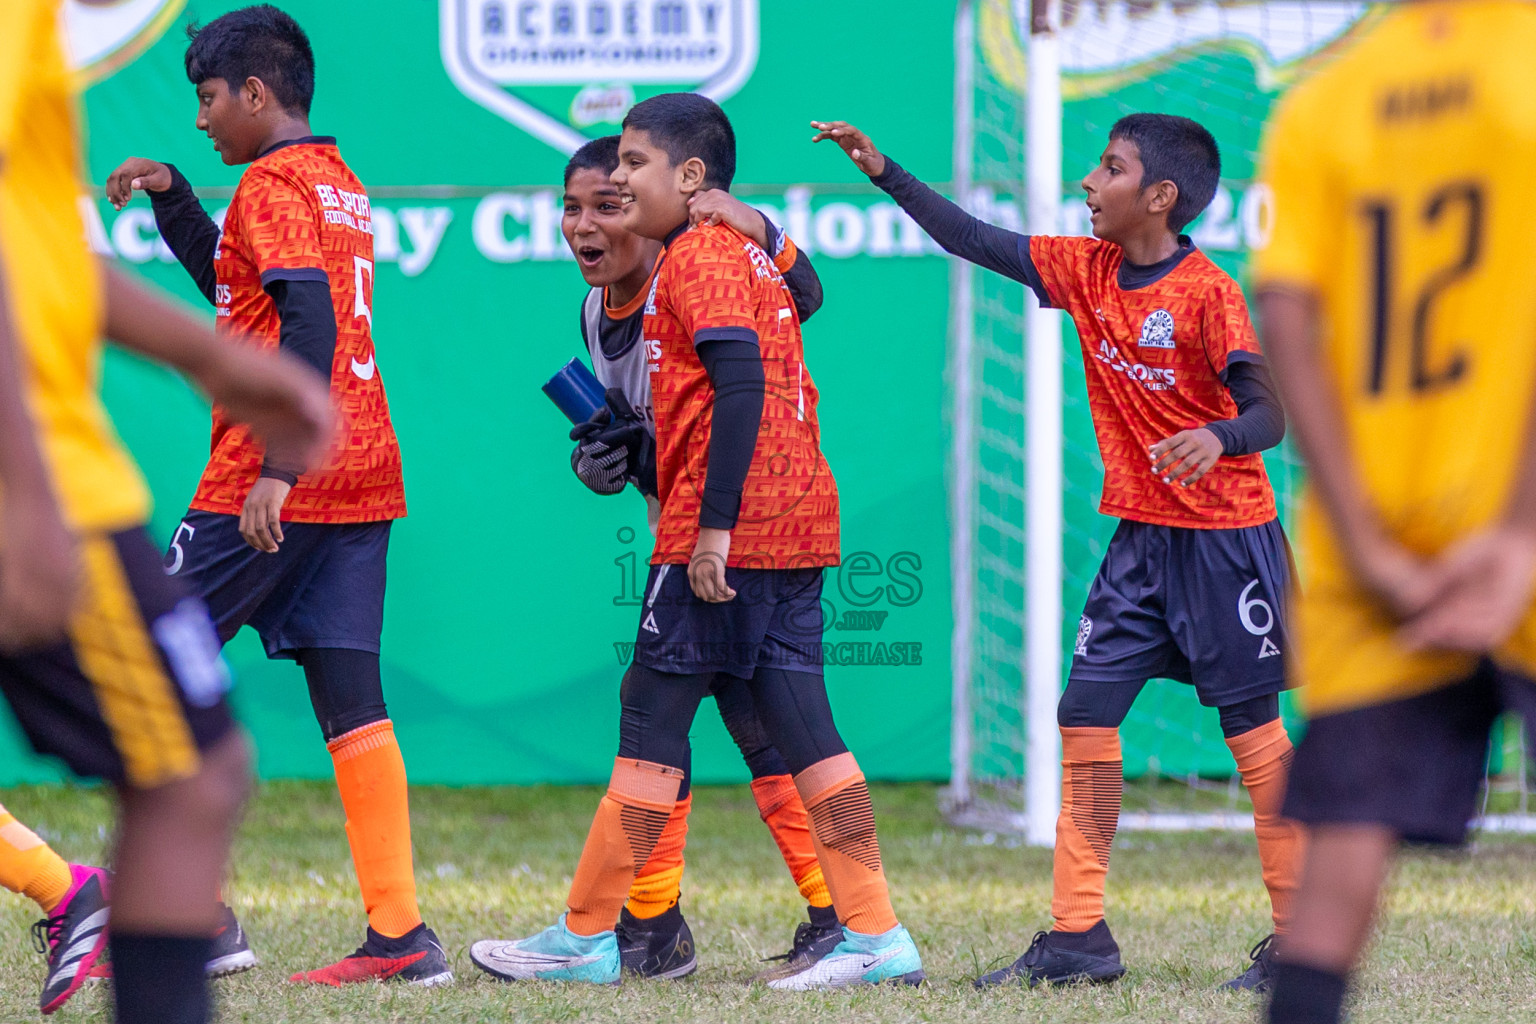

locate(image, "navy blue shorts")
[[164, 509, 390, 660], [1070, 518, 1291, 707], [1284, 662, 1536, 845], [633, 564, 825, 679]]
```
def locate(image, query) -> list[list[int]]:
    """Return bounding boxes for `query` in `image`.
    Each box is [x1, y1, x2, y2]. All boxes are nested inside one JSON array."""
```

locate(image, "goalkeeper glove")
[[570, 388, 648, 495]]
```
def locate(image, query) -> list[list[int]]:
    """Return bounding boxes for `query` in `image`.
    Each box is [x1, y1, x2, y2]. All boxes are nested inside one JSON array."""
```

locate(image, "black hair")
[[620, 92, 735, 190], [185, 5, 315, 115], [1108, 113, 1220, 233], [564, 135, 621, 186]]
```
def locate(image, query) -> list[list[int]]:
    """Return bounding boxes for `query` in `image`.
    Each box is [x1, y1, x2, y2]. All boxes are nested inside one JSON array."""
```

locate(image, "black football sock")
[[808, 903, 840, 929], [111, 932, 213, 1024], [1267, 961, 1348, 1024]]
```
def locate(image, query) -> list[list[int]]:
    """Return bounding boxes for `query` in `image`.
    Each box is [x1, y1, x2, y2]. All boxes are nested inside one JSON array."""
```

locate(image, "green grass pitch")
[[2, 781, 1534, 1022]]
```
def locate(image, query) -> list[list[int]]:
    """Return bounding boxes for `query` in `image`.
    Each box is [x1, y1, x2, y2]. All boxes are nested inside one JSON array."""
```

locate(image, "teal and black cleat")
[[470, 913, 621, 985], [764, 923, 924, 990], [1221, 933, 1276, 992]]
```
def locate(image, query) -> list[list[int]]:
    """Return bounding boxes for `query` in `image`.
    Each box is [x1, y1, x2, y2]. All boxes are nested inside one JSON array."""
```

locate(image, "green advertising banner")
[[0, 2, 1382, 788]]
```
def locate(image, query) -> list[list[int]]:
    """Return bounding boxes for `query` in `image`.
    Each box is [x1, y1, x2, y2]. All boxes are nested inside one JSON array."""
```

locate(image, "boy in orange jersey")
[[816, 114, 1302, 991], [105, 5, 445, 987], [471, 94, 923, 990], [559, 135, 841, 979]]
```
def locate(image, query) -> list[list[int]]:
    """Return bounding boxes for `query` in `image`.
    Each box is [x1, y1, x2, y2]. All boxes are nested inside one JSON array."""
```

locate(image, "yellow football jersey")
[[0, 0, 150, 532], [1254, 0, 1536, 713]]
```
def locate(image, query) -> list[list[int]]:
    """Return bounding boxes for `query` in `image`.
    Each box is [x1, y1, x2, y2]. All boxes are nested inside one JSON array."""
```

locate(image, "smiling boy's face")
[[612, 128, 700, 242], [562, 167, 651, 288], [1080, 136, 1169, 244]]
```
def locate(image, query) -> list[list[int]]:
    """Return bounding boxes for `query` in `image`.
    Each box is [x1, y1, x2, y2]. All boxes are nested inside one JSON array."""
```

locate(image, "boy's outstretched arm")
[[0, 250, 77, 651], [106, 158, 220, 303], [812, 120, 1044, 293], [103, 264, 332, 489]]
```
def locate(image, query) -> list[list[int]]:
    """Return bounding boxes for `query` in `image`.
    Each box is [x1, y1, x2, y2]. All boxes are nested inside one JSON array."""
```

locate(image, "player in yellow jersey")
[[0, 1, 330, 1020], [1253, 3, 1536, 1021]]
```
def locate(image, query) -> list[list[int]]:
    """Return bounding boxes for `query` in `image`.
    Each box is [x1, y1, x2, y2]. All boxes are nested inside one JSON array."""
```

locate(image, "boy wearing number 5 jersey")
[[816, 113, 1303, 992], [105, 6, 449, 987]]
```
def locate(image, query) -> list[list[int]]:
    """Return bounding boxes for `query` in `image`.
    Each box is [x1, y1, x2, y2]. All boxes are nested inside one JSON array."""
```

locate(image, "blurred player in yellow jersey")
[[1254, 3, 1536, 1021], [0, 0, 329, 1020]]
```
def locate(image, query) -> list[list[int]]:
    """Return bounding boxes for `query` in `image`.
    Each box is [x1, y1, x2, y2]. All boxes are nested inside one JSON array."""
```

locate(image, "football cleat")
[[616, 904, 697, 979], [754, 904, 844, 982], [763, 923, 924, 990], [91, 901, 259, 981], [470, 913, 620, 985], [289, 923, 452, 987], [972, 920, 1126, 988], [205, 902, 258, 976], [1222, 933, 1277, 992], [34, 865, 111, 1014]]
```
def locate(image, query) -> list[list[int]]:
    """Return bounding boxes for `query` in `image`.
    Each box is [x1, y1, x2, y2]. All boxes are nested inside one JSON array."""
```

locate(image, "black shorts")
[[1070, 518, 1291, 706], [633, 564, 825, 678], [165, 509, 390, 660], [0, 529, 235, 788], [1283, 662, 1536, 845]]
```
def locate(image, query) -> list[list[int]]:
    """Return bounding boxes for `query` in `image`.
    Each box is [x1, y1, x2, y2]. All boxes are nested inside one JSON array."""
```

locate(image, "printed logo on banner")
[[440, 0, 760, 155], [63, 0, 186, 83]]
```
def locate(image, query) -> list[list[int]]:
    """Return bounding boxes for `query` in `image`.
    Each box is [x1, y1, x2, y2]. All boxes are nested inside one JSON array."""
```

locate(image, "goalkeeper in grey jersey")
[[553, 134, 838, 983]]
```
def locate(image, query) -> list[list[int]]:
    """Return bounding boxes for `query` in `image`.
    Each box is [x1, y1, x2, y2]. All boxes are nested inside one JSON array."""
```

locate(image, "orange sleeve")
[[1201, 275, 1264, 375], [664, 230, 760, 344], [238, 164, 326, 282]]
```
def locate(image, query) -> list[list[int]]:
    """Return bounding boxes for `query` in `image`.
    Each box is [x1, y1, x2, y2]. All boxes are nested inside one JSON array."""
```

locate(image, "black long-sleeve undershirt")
[[696, 334, 765, 530], [149, 164, 221, 304], [870, 156, 1284, 456], [1208, 359, 1285, 456], [760, 212, 824, 322]]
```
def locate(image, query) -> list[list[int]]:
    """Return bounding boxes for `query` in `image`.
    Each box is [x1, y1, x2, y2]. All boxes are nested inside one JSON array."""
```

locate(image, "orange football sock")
[[625, 793, 691, 919], [0, 804, 72, 913], [328, 720, 422, 939], [1051, 727, 1122, 933], [567, 758, 685, 936], [1227, 719, 1305, 931], [794, 753, 898, 934], [751, 774, 832, 908]]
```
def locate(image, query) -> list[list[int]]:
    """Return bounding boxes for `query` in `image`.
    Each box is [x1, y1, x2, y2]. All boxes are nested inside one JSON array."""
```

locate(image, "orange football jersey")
[[643, 222, 839, 567], [1030, 236, 1277, 529], [193, 138, 405, 523]]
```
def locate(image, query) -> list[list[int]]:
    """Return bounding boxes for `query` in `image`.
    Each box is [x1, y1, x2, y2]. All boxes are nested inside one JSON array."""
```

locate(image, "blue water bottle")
[[542, 358, 607, 424]]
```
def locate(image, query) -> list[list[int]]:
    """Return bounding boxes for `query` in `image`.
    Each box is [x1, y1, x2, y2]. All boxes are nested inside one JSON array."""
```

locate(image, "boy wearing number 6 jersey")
[[815, 112, 1303, 992], [104, 6, 448, 988]]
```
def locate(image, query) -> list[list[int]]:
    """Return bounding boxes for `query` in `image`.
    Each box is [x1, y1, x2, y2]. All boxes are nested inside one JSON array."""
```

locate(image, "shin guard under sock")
[[1227, 719, 1305, 931], [751, 774, 833, 908], [328, 720, 422, 938], [111, 932, 213, 1024], [1051, 726, 1123, 933], [567, 757, 685, 936], [794, 753, 898, 934], [0, 804, 72, 912], [625, 794, 691, 919]]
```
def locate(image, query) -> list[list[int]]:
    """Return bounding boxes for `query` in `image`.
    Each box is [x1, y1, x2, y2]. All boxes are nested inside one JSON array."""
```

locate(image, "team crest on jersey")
[[1139, 309, 1176, 349], [1074, 616, 1093, 656], [440, 0, 760, 155]]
